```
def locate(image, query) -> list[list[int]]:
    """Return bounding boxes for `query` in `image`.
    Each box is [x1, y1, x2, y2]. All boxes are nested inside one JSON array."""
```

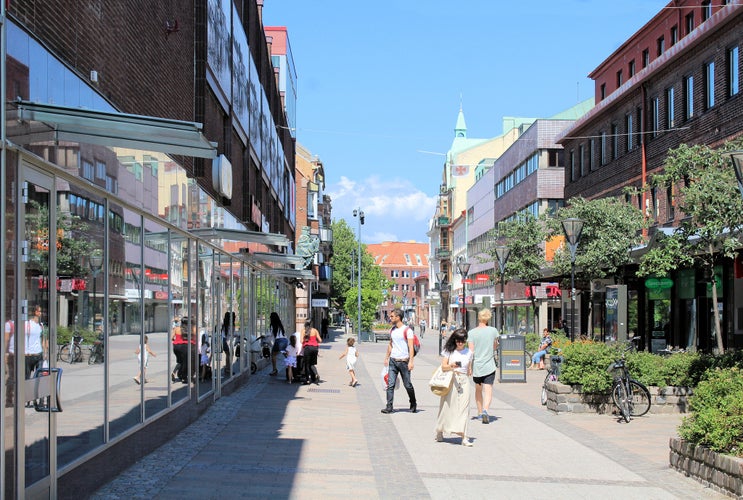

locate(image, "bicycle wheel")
[[72, 345, 82, 363], [524, 351, 533, 368], [627, 380, 651, 416], [541, 372, 550, 405], [88, 347, 99, 365], [612, 382, 632, 422], [58, 344, 71, 363]]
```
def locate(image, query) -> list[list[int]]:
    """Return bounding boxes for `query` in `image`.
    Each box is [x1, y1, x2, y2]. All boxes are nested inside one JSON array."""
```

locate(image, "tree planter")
[[543, 381, 693, 414], [670, 438, 743, 498]]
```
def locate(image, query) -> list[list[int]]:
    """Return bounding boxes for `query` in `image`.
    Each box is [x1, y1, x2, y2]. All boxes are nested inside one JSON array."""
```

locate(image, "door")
[[20, 163, 57, 498]]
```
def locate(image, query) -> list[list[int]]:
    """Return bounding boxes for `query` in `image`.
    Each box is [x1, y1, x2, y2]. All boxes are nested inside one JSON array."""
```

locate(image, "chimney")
[[266, 35, 273, 58], [257, 0, 264, 25]]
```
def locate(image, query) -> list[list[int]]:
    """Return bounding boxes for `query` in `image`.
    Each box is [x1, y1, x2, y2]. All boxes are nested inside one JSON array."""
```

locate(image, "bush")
[[659, 352, 699, 387], [626, 351, 665, 387], [678, 367, 743, 457], [559, 342, 616, 393]]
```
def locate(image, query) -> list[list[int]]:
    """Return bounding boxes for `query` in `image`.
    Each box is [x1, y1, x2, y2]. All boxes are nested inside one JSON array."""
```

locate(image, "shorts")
[[473, 371, 495, 385], [272, 337, 288, 353]]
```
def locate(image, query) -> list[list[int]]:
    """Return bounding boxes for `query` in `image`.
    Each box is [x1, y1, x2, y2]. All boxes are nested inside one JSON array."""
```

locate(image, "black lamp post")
[[494, 245, 510, 333], [456, 257, 471, 330], [436, 271, 446, 354], [90, 252, 103, 331], [353, 208, 364, 341], [562, 218, 584, 342]]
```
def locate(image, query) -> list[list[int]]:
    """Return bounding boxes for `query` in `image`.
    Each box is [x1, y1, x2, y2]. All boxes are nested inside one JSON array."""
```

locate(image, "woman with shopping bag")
[[433, 328, 474, 447]]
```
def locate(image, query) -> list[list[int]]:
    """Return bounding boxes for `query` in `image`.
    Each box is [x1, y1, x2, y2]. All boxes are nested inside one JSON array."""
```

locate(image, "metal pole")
[[500, 272, 505, 332], [357, 223, 362, 342], [570, 256, 576, 342]]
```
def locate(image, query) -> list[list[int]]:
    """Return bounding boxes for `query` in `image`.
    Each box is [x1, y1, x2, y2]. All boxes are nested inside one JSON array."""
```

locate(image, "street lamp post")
[[456, 257, 471, 330], [402, 290, 408, 323], [730, 151, 743, 198], [436, 271, 447, 354], [494, 245, 510, 333], [562, 218, 584, 342], [353, 208, 364, 341], [90, 252, 103, 332]]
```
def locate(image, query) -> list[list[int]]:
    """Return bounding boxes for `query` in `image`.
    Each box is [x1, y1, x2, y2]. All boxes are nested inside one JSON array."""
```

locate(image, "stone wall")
[[669, 438, 743, 499], [543, 381, 692, 414]]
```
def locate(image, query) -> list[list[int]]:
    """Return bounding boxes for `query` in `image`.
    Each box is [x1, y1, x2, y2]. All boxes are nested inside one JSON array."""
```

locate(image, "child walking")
[[284, 334, 298, 383], [199, 333, 211, 382], [338, 338, 358, 387], [133, 335, 156, 385]]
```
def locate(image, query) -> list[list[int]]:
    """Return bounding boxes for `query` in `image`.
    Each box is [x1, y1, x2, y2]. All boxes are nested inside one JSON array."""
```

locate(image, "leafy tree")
[[483, 213, 547, 333], [638, 142, 743, 352], [329, 219, 391, 332], [547, 197, 646, 336]]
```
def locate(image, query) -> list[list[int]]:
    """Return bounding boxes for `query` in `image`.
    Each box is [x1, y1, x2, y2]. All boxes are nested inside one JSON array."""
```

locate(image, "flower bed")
[[670, 438, 743, 498], [542, 381, 692, 414]]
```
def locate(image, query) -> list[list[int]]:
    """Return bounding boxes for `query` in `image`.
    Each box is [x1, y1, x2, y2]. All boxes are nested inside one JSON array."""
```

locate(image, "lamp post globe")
[[456, 257, 471, 330], [561, 218, 584, 342]]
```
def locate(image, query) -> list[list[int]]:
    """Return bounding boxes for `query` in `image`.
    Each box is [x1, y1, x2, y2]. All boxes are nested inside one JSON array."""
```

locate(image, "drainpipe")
[[641, 83, 648, 239]]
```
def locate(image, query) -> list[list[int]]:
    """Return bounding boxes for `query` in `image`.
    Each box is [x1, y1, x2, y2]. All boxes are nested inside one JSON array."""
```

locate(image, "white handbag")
[[429, 366, 453, 397]]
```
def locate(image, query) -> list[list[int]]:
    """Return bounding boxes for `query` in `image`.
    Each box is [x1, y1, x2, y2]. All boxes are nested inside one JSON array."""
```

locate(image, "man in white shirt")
[[381, 308, 418, 414]]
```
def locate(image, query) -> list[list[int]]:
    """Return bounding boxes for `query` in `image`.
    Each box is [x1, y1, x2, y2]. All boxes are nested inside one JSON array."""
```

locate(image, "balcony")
[[436, 216, 450, 227], [435, 248, 451, 259]]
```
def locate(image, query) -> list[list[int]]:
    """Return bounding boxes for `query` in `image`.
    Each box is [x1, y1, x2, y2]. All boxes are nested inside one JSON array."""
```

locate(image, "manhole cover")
[[307, 388, 340, 393]]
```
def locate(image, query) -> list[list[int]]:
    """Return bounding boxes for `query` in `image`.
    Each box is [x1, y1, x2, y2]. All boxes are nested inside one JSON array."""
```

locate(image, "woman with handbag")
[[434, 328, 474, 446]]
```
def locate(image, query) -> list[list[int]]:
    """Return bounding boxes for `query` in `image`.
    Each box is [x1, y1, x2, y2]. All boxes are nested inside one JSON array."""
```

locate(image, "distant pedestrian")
[[199, 333, 211, 382], [321, 317, 329, 340], [302, 320, 322, 384], [381, 308, 417, 414], [133, 335, 156, 385], [419, 319, 426, 337], [468, 308, 499, 424], [435, 328, 473, 446], [284, 334, 298, 384], [268, 312, 287, 376], [339, 337, 359, 387]]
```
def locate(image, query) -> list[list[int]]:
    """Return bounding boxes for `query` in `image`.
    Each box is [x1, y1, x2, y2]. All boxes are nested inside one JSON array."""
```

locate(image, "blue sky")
[[263, 1, 668, 244]]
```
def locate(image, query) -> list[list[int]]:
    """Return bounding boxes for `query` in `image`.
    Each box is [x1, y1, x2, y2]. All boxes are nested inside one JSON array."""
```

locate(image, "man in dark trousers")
[[381, 308, 417, 414]]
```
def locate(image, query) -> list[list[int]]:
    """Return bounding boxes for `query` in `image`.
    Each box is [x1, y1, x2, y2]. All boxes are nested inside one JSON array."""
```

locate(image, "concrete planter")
[[670, 437, 743, 498], [543, 381, 693, 414]]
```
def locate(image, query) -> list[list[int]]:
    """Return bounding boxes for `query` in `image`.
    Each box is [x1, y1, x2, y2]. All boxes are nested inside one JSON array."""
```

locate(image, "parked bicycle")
[[88, 333, 105, 364], [607, 342, 651, 422], [540, 349, 563, 405], [58, 333, 84, 363]]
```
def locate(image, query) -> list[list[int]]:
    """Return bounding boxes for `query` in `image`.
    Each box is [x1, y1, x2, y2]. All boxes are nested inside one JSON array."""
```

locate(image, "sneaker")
[[380, 407, 394, 414], [435, 431, 444, 442], [133, 377, 140, 385], [482, 411, 489, 424], [409, 404, 418, 413], [269, 370, 278, 376], [461, 437, 473, 447]]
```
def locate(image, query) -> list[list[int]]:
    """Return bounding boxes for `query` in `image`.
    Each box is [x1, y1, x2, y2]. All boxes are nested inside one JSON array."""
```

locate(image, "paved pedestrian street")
[[91, 328, 727, 499]]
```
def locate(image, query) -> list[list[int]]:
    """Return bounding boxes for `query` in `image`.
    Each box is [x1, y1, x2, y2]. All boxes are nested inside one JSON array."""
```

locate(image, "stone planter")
[[670, 437, 743, 498], [543, 381, 693, 414]]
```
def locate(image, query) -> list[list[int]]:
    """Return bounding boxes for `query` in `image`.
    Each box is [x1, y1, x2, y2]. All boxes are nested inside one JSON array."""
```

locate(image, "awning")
[[7, 100, 217, 159], [251, 252, 305, 266], [188, 228, 289, 247], [269, 269, 316, 280]]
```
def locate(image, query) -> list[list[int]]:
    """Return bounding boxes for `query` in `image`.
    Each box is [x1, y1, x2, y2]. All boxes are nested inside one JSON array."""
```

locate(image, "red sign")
[[475, 274, 489, 282]]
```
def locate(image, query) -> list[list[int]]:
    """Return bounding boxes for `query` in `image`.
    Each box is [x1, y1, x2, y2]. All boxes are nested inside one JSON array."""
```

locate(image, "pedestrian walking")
[[302, 320, 322, 384], [133, 335, 156, 385], [381, 308, 417, 414], [435, 328, 474, 446], [338, 337, 358, 387], [284, 334, 298, 384], [468, 308, 499, 424], [268, 312, 287, 376]]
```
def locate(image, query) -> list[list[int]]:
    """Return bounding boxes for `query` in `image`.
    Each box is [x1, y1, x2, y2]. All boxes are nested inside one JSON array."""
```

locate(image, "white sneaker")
[[461, 437, 473, 447]]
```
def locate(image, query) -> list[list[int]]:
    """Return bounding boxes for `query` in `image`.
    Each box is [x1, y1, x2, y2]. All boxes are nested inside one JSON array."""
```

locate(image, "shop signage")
[[645, 277, 673, 289]]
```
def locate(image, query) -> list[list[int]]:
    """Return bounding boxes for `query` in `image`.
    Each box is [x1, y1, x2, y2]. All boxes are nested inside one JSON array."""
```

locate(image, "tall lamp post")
[[494, 245, 510, 333], [402, 290, 408, 323], [456, 256, 471, 330], [730, 151, 743, 198], [562, 218, 584, 342], [436, 271, 447, 354], [353, 208, 364, 341], [90, 252, 103, 332]]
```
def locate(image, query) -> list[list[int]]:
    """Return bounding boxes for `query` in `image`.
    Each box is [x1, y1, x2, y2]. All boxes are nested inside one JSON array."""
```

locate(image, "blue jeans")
[[533, 349, 548, 365], [385, 359, 416, 408]]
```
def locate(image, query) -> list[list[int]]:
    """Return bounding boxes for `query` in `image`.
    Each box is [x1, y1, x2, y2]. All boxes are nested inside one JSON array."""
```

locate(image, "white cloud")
[[327, 175, 437, 243]]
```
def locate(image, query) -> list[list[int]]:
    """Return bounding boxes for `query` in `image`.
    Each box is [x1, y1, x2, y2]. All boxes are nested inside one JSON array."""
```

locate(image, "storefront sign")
[[645, 277, 673, 289]]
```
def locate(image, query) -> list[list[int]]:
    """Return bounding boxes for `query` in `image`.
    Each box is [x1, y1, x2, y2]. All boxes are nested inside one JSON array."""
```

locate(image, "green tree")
[[638, 142, 743, 352], [547, 197, 646, 335], [329, 219, 390, 332], [484, 213, 547, 333]]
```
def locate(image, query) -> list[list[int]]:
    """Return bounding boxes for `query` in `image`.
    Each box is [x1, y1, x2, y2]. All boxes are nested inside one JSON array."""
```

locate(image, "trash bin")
[[498, 334, 527, 383]]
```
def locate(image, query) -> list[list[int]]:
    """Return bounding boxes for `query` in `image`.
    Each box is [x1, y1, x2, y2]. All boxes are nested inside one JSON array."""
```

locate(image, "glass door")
[[20, 164, 57, 498]]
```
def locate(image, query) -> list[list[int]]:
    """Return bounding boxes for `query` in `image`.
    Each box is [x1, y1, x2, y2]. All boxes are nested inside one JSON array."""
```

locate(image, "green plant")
[[659, 352, 700, 387], [626, 351, 665, 387], [678, 367, 743, 457], [558, 342, 616, 393]]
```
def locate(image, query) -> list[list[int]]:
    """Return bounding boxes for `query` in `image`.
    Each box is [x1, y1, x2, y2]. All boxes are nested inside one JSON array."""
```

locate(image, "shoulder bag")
[[429, 365, 453, 397]]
